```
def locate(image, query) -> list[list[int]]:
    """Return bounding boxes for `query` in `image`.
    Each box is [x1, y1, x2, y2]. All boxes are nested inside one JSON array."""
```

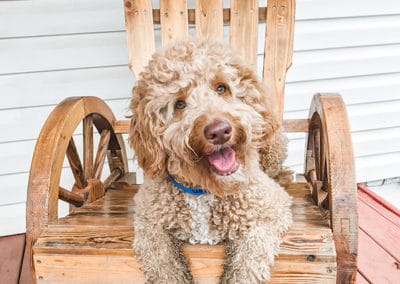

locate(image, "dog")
[[129, 38, 292, 283]]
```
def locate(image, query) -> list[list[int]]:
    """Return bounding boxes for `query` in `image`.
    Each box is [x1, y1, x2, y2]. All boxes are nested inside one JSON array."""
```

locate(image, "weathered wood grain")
[[58, 186, 84, 207], [230, 0, 258, 66], [152, 7, 268, 25], [305, 94, 358, 283], [33, 181, 336, 283], [263, 0, 295, 119], [93, 130, 111, 180], [83, 116, 94, 180], [160, 0, 188, 45], [26, 97, 129, 282], [66, 137, 85, 188], [123, 0, 155, 75], [283, 119, 309, 132], [195, 0, 223, 40]]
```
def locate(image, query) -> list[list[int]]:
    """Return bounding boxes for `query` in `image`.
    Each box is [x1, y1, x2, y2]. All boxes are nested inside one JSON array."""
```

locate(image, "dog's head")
[[129, 39, 280, 196]]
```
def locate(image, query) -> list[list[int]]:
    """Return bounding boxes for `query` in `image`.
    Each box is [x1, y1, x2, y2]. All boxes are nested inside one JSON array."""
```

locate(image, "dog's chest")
[[184, 194, 219, 245]]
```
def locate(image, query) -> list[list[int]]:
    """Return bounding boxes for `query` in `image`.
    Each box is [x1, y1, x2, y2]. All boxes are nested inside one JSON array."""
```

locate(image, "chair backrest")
[[123, 0, 295, 120]]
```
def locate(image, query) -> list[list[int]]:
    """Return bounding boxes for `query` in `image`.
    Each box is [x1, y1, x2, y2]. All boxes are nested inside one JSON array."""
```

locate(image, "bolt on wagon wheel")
[[26, 96, 129, 269]]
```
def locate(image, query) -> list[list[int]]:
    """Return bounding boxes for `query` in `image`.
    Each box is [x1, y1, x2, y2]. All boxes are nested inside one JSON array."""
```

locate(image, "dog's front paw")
[[220, 262, 270, 284]]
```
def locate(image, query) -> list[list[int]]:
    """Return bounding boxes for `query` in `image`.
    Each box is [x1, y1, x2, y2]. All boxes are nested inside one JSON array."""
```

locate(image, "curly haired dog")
[[129, 38, 292, 283]]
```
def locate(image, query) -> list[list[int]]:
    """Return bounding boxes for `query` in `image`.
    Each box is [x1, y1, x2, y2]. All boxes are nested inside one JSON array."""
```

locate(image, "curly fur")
[[129, 38, 292, 283]]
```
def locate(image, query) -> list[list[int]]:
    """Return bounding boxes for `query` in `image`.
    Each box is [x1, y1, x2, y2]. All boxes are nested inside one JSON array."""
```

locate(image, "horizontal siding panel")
[[294, 15, 400, 51], [287, 44, 400, 82], [296, 0, 400, 20], [0, 173, 28, 205], [0, 0, 124, 38], [284, 100, 400, 132], [285, 73, 400, 112], [0, 203, 25, 236], [356, 153, 400, 182], [349, 100, 400, 132], [286, 128, 400, 166], [0, 134, 135, 176], [285, 154, 400, 183], [0, 67, 133, 110], [0, 32, 128, 75], [0, 99, 131, 143], [255, 44, 400, 82]]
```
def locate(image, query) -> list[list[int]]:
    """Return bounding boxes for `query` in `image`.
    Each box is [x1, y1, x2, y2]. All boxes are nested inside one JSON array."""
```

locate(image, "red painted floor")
[[357, 184, 400, 283]]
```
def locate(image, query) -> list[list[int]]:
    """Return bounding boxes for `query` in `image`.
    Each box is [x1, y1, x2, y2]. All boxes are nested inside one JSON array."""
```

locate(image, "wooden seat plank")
[[33, 180, 336, 283]]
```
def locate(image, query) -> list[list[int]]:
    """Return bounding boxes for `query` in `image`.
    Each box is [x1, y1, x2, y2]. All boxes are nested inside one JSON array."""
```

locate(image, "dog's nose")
[[204, 119, 232, 145]]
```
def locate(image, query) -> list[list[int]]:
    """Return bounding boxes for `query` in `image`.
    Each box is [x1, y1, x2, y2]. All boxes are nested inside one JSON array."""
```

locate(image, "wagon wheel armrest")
[[26, 96, 129, 280], [304, 93, 358, 283]]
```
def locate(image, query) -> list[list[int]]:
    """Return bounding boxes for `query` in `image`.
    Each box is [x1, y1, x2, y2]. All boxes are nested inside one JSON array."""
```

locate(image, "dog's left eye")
[[175, 100, 186, 109], [216, 84, 228, 95]]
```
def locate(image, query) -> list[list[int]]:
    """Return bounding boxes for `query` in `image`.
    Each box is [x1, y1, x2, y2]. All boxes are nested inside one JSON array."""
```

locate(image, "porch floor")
[[356, 184, 400, 283]]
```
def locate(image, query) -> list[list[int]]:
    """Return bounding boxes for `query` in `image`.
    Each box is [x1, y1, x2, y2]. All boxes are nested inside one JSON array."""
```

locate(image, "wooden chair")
[[25, 0, 358, 283]]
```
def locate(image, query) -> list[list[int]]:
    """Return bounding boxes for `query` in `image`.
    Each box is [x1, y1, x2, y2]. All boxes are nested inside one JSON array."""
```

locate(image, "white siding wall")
[[0, 0, 399, 236]]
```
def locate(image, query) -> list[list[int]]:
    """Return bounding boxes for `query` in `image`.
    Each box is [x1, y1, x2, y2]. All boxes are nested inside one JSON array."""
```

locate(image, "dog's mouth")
[[207, 147, 239, 176]]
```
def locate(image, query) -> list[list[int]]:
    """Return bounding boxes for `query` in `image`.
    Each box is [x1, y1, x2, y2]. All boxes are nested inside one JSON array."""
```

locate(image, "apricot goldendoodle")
[[129, 39, 292, 283]]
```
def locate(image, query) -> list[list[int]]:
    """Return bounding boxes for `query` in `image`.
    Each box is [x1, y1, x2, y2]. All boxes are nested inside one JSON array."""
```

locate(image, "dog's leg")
[[220, 224, 283, 284], [133, 221, 193, 284]]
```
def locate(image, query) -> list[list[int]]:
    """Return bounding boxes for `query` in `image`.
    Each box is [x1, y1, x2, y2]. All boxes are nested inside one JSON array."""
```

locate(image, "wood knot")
[[124, 1, 132, 9], [306, 255, 316, 262]]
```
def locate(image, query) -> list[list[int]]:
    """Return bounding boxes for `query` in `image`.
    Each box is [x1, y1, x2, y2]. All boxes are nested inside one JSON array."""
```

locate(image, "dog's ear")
[[233, 62, 281, 139], [232, 62, 287, 176], [129, 85, 167, 178]]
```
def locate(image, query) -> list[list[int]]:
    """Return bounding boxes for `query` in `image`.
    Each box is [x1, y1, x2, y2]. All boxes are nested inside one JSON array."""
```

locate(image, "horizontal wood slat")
[[114, 119, 309, 134], [152, 7, 267, 25], [33, 179, 336, 283]]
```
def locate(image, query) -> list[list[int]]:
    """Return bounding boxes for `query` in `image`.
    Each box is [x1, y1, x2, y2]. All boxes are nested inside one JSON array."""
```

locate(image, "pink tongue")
[[207, 147, 237, 174]]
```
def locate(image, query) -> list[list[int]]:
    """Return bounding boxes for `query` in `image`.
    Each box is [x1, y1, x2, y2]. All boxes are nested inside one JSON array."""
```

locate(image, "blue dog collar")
[[168, 175, 208, 195]]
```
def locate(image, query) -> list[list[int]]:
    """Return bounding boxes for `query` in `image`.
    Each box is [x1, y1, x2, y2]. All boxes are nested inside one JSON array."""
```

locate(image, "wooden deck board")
[[357, 184, 400, 284], [33, 180, 337, 283]]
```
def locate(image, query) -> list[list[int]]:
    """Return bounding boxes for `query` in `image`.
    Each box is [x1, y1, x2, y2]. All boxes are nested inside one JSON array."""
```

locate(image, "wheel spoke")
[[83, 116, 94, 180], [319, 130, 326, 182], [313, 128, 321, 180], [66, 136, 85, 188], [58, 186, 85, 207], [93, 129, 111, 180]]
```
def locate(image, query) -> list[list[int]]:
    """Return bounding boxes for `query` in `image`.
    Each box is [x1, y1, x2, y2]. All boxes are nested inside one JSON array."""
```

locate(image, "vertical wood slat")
[[230, 0, 258, 66], [123, 0, 155, 76], [263, 0, 295, 120], [195, 0, 224, 40], [160, 0, 188, 46]]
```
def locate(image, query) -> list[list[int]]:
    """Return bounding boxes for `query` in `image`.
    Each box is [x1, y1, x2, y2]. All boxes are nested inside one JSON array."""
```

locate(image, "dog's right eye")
[[175, 100, 186, 109]]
